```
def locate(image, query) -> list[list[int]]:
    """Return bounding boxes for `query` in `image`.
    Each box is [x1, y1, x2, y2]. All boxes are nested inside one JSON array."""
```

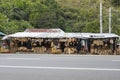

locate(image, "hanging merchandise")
[[81, 40, 85, 48], [100, 40, 103, 45], [81, 40, 85, 46], [110, 39, 113, 44], [26, 39, 32, 49]]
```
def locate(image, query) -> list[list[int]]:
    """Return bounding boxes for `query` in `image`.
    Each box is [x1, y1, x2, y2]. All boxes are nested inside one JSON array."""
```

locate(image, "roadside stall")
[[116, 37, 120, 55], [63, 33, 81, 54], [1, 28, 119, 55], [3, 31, 65, 54], [88, 33, 119, 55], [0, 32, 8, 53]]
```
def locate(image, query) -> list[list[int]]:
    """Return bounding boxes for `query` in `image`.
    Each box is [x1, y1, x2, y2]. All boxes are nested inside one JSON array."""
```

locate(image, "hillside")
[[56, 0, 120, 33], [0, 0, 120, 35]]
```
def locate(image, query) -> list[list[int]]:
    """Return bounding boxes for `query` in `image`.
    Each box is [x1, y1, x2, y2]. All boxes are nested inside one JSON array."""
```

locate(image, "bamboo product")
[[0, 47, 9, 53], [64, 47, 76, 54], [70, 48, 77, 54], [18, 47, 27, 52], [94, 48, 97, 54], [116, 46, 120, 55], [67, 48, 71, 54], [100, 40, 103, 45], [90, 45, 94, 54], [68, 38, 72, 42], [93, 40, 95, 45], [119, 46, 120, 54], [34, 47, 39, 53], [41, 47, 46, 53], [96, 40, 99, 46], [110, 39, 113, 44], [51, 47, 62, 54], [68, 48, 71, 54], [71, 38, 75, 42], [97, 49, 101, 55], [90, 48, 94, 54]]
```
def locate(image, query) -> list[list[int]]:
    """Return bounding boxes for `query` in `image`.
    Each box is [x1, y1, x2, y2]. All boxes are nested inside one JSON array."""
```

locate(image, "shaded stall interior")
[[8, 37, 89, 54], [2, 37, 119, 55], [89, 37, 118, 55]]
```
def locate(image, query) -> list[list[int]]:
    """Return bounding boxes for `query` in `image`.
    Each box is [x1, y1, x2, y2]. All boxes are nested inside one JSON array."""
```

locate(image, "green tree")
[[0, 0, 120, 35], [111, 0, 120, 6]]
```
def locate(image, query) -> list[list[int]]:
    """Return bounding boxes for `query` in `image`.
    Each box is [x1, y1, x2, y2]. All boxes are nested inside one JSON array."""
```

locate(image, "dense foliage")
[[0, 0, 120, 35]]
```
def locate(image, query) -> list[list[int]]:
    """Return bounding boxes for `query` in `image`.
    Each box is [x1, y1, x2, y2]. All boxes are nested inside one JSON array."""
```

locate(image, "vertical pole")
[[100, 1, 102, 33], [109, 7, 112, 33]]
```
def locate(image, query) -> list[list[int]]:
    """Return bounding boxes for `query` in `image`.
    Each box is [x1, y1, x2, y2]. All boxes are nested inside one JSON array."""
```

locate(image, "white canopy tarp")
[[8, 32, 40, 38], [88, 33, 119, 38], [3, 32, 65, 39], [2, 32, 119, 40], [64, 33, 82, 38]]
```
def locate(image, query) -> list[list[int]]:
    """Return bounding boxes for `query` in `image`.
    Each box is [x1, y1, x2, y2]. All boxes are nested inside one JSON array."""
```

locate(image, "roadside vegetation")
[[0, 0, 120, 35]]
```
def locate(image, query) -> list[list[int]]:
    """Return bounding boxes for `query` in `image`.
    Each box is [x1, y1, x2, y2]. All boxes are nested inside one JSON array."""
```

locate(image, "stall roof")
[[8, 32, 39, 38], [88, 33, 119, 38], [64, 33, 82, 38], [4, 32, 64, 39], [25, 28, 65, 33], [64, 33, 119, 38], [2, 30, 119, 40]]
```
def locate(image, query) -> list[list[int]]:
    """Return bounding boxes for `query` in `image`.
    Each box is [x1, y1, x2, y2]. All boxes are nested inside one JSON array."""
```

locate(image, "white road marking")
[[0, 65, 120, 71], [5, 58, 41, 60], [112, 60, 120, 62]]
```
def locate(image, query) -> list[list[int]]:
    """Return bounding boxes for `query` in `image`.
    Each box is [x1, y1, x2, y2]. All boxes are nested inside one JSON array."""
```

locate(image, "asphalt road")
[[0, 54, 120, 80]]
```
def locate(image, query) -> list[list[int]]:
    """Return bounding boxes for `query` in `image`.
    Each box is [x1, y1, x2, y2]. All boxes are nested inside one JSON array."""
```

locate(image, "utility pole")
[[100, 0, 102, 33], [109, 7, 112, 33]]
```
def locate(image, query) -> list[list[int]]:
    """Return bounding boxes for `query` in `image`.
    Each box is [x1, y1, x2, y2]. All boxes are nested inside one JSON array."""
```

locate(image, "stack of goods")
[[90, 44, 95, 54], [116, 46, 120, 55], [98, 45, 112, 55], [32, 39, 46, 53], [90, 40, 102, 54], [33, 47, 46, 53], [93, 40, 104, 46], [17, 38, 28, 52], [0, 40, 10, 53], [64, 47, 76, 54], [51, 47, 62, 54], [0, 47, 9, 53], [51, 41, 62, 54], [18, 47, 27, 52], [10, 40, 18, 53], [41, 47, 46, 53], [64, 39, 77, 54], [90, 39, 113, 55]]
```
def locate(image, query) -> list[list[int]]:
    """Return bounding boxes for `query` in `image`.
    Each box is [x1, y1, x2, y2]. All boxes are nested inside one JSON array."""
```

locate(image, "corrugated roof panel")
[[25, 28, 65, 33], [64, 33, 82, 38]]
